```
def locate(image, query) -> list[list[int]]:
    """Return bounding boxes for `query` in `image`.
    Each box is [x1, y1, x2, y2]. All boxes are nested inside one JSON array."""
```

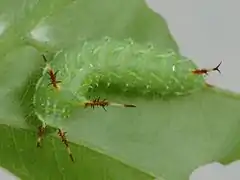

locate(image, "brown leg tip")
[[70, 154, 74, 162], [36, 142, 41, 148], [124, 104, 136, 107]]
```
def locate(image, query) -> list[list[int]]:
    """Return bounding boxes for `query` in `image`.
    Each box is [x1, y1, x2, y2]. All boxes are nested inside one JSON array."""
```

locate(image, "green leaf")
[[1, 125, 155, 180], [0, 0, 178, 179], [67, 88, 240, 180], [1, 0, 240, 180]]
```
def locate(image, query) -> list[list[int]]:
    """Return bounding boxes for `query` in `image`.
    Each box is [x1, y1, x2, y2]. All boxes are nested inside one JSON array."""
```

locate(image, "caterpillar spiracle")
[[33, 37, 205, 161]]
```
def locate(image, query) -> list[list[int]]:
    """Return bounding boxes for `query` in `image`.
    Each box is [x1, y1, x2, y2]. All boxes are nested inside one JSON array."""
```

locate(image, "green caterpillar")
[[33, 37, 205, 161]]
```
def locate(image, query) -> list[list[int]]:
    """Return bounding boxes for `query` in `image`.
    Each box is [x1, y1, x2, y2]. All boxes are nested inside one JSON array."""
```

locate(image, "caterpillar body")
[[33, 37, 205, 161]]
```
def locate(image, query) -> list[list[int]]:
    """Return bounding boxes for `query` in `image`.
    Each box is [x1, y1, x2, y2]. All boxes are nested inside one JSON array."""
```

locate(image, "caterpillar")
[[33, 37, 206, 161]]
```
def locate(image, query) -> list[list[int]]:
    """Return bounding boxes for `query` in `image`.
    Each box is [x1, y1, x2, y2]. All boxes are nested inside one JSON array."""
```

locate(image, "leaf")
[[66, 88, 240, 180], [1, 1, 240, 180], [0, 0, 179, 179], [25, 0, 179, 52]]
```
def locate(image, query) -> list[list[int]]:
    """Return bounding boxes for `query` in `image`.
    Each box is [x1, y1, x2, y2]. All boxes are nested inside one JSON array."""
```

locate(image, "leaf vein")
[[10, 127, 32, 179], [50, 138, 66, 180]]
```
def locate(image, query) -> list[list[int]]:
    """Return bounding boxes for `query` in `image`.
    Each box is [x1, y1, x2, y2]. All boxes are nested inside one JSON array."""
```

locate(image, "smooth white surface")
[[189, 161, 240, 180], [0, 167, 20, 180], [146, 0, 240, 93], [190, 162, 226, 180], [146, 0, 240, 179]]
